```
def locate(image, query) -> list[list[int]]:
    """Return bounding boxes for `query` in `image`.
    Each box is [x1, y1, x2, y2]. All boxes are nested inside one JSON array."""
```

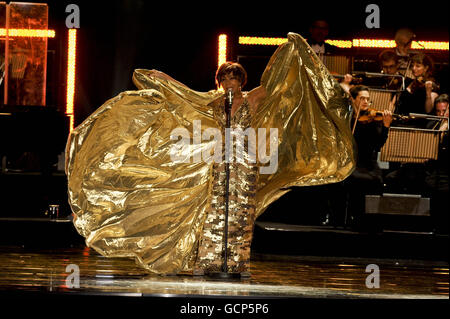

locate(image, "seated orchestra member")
[[386, 60, 442, 195], [396, 53, 439, 117], [394, 28, 416, 78], [424, 94, 449, 233], [345, 85, 393, 227], [378, 49, 411, 91]]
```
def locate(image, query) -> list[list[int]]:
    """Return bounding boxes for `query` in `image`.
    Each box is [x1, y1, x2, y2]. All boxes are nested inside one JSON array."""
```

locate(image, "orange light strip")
[[0, 28, 55, 38], [239, 36, 449, 51], [238, 36, 352, 48], [66, 29, 77, 132], [353, 39, 449, 50], [239, 36, 287, 46], [352, 39, 396, 48], [325, 39, 353, 48], [411, 41, 449, 51], [218, 34, 227, 67]]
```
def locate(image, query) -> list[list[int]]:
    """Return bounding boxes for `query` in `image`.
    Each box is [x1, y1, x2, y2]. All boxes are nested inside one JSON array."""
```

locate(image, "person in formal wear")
[[346, 85, 392, 227], [425, 94, 449, 233], [307, 19, 340, 56], [397, 53, 439, 116], [394, 28, 416, 78], [378, 50, 411, 91]]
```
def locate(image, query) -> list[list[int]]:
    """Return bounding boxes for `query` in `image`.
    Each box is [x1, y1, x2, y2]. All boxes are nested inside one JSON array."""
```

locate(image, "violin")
[[386, 76, 402, 90], [356, 108, 407, 124], [410, 76, 440, 92]]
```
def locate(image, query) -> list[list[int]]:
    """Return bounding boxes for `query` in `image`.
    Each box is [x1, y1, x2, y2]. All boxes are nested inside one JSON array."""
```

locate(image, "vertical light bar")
[[66, 29, 77, 132], [218, 34, 227, 68], [4, 4, 10, 104]]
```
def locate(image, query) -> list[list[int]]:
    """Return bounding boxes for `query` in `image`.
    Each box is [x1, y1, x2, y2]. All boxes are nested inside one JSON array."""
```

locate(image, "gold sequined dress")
[[195, 95, 258, 273], [65, 33, 356, 274]]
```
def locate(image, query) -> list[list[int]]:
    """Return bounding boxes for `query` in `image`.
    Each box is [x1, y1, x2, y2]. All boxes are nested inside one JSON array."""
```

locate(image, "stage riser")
[[252, 222, 448, 261], [365, 195, 430, 216]]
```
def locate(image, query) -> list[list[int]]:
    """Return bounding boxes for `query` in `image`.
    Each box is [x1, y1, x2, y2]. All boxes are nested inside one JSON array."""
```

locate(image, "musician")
[[307, 19, 340, 55], [346, 85, 392, 228], [434, 94, 449, 120], [386, 86, 443, 195], [394, 28, 416, 78], [424, 94, 449, 234], [397, 53, 439, 117], [378, 50, 411, 91]]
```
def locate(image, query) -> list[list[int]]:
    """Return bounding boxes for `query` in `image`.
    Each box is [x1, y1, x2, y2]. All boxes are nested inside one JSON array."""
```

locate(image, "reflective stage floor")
[[0, 244, 448, 316], [0, 244, 447, 298]]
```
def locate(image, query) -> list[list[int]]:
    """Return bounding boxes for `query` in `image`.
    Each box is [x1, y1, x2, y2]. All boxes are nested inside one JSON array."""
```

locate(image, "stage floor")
[[0, 245, 447, 300]]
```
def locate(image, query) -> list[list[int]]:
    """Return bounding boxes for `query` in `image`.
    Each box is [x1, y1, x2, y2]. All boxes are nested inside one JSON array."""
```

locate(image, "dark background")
[[42, 0, 449, 125]]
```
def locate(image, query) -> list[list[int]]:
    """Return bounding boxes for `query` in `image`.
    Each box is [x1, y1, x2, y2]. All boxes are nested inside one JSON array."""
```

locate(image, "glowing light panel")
[[218, 34, 227, 68], [238, 36, 448, 51], [0, 28, 55, 37], [239, 36, 287, 46], [352, 39, 396, 48], [66, 29, 77, 132], [411, 41, 449, 51]]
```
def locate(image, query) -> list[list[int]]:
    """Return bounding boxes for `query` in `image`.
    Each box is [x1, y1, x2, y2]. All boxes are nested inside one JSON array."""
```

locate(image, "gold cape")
[[66, 33, 356, 274]]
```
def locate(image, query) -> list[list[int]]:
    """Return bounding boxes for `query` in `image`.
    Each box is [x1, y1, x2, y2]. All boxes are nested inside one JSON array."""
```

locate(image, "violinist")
[[346, 85, 393, 228], [424, 94, 449, 233], [394, 28, 416, 78], [378, 50, 411, 91], [397, 53, 439, 118]]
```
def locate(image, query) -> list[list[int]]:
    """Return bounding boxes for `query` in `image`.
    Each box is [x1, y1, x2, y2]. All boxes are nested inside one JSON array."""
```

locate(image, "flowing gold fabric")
[[66, 33, 356, 274]]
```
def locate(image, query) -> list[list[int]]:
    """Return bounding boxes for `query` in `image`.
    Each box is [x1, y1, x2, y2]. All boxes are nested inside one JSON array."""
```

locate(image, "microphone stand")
[[209, 89, 240, 279]]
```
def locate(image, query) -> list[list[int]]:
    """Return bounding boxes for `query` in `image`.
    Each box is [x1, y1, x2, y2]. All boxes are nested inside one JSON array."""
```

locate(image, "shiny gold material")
[[66, 33, 356, 274], [194, 95, 258, 273]]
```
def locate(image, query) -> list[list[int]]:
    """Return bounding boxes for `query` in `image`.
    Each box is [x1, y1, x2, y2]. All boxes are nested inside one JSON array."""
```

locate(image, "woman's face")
[[412, 62, 429, 78], [220, 73, 242, 94]]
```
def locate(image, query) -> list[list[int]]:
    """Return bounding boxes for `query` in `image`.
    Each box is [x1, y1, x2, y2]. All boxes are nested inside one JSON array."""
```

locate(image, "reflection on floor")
[[0, 245, 447, 299]]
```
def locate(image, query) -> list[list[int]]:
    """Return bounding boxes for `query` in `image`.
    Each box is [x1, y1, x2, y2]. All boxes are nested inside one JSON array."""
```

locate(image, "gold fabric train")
[[66, 33, 356, 274]]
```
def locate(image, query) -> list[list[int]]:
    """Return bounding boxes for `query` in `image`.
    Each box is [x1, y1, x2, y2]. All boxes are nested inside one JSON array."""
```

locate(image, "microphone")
[[226, 88, 234, 115]]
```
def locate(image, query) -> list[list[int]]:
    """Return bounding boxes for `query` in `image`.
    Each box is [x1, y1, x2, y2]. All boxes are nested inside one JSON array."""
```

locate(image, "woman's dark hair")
[[349, 85, 369, 99], [215, 62, 247, 89], [411, 53, 434, 75]]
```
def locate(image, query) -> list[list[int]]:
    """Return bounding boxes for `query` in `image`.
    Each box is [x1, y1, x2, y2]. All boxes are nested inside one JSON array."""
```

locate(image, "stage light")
[[352, 39, 449, 51], [218, 34, 227, 68], [239, 37, 352, 48], [0, 28, 55, 37], [239, 36, 287, 46], [66, 29, 77, 132], [411, 41, 449, 51], [238, 36, 449, 51], [352, 39, 396, 48], [325, 40, 352, 48]]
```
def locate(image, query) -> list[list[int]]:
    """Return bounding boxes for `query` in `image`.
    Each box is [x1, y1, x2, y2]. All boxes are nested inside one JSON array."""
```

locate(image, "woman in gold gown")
[[65, 33, 356, 275], [192, 62, 266, 276]]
